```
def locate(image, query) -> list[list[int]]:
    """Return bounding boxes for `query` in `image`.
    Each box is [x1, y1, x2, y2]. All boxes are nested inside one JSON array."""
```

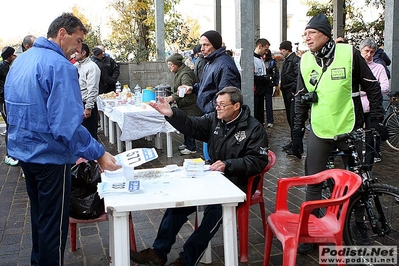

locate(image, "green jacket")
[[171, 64, 203, 117]]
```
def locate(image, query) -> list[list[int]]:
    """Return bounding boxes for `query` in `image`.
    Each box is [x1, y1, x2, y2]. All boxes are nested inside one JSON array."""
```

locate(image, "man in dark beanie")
[[279, 40, 300, 155], [91, 47, 109, 94], [178, 30, 240, 114], [292, 13, 385, 254]]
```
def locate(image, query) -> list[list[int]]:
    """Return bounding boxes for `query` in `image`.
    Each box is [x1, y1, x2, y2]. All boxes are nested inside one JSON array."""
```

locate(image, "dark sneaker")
[[168, 257, 184, 266], [352, 222, 371, 245], [130, 248, 166, 266], [282, 142, 292, 151], [297, 243, 314, 255]]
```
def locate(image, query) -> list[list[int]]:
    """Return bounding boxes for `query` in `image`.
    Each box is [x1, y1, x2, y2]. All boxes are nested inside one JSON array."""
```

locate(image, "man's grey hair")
[[359, 38, 377, 51]]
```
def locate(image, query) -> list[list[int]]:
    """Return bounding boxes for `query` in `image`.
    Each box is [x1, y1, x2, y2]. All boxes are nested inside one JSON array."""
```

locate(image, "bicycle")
[[383, 91, 399, 151], [322, 128, 399, 265]]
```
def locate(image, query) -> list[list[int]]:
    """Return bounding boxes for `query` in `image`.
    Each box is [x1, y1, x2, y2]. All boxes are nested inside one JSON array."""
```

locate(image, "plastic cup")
[[178, 87, 186, 97]]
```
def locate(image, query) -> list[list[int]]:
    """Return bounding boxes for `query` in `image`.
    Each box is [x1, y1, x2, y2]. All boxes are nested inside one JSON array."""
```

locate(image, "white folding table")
[[101, 169, 246, 266]]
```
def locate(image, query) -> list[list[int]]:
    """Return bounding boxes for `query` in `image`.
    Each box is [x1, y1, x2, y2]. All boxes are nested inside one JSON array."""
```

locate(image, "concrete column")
[[254, 0, 260, 40], [333, 0, 344, 39], [235, 0, 254, 110], [155, 0, 165, 61], [215, 0, 222, 34], [280, 0, 287, 42], [385, 0, 399, 91]]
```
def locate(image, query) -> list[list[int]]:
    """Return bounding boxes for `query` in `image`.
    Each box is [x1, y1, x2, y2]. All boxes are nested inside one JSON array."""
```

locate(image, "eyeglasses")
[[302, 30, 319, 39], [213, 102, 234, 109], [167, 63, 174, 67]]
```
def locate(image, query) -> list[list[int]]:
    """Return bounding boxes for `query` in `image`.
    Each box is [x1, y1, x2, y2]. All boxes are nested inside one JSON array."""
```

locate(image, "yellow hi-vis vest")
[[300, 44, 356, 139]]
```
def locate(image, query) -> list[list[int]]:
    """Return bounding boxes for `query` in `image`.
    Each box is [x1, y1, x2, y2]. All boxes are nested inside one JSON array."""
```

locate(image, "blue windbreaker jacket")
[[4, 37, 105, 164]]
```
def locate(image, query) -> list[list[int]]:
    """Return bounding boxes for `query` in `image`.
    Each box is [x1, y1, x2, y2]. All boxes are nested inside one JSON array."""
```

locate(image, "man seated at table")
[[130, 86, 269, 266]]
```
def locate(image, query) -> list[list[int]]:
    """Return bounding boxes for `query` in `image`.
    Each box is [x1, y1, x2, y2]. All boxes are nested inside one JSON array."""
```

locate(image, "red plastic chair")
[[69, 212, 136, 252], [263, 169, 362, 266], [237, 150, 276, 263]]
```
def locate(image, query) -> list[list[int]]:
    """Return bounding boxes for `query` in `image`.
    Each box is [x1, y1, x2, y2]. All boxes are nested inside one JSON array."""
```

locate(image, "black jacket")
[[166, 105, 268, 192], [0, 60, 11, 101], [280, 52, 300, 94], [101, 55, 120, 91]]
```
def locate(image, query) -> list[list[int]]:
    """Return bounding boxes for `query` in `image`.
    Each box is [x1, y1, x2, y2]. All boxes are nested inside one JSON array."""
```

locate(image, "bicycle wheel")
[[384, 112, 399, 151], [344, 183, 399, 248]]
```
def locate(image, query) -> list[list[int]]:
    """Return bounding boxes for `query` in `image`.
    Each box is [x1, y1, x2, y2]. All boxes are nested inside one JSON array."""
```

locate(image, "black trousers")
[[82, 103, 98, 140], [20, 162, 71, 266]]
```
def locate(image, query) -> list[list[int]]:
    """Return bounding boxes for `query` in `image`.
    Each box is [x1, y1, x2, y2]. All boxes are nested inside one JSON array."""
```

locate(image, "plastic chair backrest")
[[275, 169, 361, 237], [250, 150, 276, 199]]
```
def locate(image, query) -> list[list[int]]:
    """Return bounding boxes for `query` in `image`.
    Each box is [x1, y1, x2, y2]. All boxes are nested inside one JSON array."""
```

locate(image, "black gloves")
[[291, 137, 303, 159], [370, 120, 389, 141], [291, 129, 305, 159]]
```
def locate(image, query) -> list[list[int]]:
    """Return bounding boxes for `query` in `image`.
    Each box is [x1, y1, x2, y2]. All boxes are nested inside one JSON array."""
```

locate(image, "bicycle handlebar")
[[333, 128, 379, 142]]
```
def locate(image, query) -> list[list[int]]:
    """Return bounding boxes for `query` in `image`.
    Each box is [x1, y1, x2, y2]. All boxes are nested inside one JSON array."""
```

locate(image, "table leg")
[[116, 126, 123, 153], [126, 141, 133, 150], [99, 111, 104, 131], [155, 133, 162, 149], [109, 120, 115, 144], [197, 206, 212, 264], [222, 203, 239, 266], [104, 115, 109, 137], [166, 133, 173, 158], [108, 208, 130, 266]]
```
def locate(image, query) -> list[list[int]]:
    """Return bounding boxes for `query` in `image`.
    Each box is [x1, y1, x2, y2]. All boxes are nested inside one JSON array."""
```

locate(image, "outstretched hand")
[[148, 97, 173, 117]]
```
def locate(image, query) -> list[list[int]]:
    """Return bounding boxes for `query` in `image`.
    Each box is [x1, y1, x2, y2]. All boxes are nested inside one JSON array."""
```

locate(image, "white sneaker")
[[178, 145, 186, 150], [5, 156, 19, 166], [267, 123, 273, 128], [180, 149, 197, 155]]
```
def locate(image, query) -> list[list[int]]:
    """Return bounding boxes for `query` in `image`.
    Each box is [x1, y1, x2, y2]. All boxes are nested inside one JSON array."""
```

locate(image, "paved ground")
[[0, 110, 398, 266]]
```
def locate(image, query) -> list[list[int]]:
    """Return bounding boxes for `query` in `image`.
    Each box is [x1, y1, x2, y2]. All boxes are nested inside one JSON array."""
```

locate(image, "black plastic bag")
[[70, 161, 104, 219]]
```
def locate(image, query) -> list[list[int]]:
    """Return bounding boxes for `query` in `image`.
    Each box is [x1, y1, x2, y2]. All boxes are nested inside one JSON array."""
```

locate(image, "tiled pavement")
[[1, 110, 398, 266]]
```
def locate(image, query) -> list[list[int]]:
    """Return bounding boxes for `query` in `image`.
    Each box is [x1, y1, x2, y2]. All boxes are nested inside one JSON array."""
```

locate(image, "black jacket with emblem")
[[166, 104, 268, 192]]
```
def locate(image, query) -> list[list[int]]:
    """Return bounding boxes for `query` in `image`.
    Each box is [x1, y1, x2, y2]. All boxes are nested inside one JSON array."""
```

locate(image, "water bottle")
[[134, 84, 142, 107], [115, 81, 121, 100]]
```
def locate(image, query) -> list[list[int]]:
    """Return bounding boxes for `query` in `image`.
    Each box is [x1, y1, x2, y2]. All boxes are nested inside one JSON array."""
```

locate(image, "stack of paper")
[[97, 180, 143, 198], [97, 148, 158, 197], [183, 158, 205, 177]]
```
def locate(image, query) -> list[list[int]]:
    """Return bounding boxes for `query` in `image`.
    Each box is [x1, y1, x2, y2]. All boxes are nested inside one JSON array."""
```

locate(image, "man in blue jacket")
[[131, 87, 268, 266], [4, 13, 120, 266], [182, 30, 241, 114]]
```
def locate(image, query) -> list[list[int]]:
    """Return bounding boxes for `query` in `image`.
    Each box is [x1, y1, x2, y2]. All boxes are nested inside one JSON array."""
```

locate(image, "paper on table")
[[115, 148, 158, 167], [97, 180, 143, 198]]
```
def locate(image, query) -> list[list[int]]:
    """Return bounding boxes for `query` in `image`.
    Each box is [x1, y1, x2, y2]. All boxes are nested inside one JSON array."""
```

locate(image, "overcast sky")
[[1, 0, 380, 51]]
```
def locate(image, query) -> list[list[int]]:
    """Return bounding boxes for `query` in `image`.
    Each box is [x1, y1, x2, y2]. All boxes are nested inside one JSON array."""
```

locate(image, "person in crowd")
[[279, 40, 301, 153], [262, 49, 280, 128], [253, 38, 271, 125], [91, 47, 109, 94], [359, 38, 390, 163], [291, 14, 386, 254], [74, 43, 101, 140], [193, 43, 207, 81], [373, 45, 391, 80], [0, 46, 18, 166], [96, 44, 120, 93], [131, 86, 268, 266], [164, 53, 203, 155], [14, 35, 36, 56], [181, 30, 241, 114], [4, 13, 121, 265], [179, 30, 241, 161]]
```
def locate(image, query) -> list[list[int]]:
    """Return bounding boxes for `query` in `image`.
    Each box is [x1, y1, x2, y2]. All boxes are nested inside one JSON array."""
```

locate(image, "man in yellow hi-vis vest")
[[291, 14, 386, 254]]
